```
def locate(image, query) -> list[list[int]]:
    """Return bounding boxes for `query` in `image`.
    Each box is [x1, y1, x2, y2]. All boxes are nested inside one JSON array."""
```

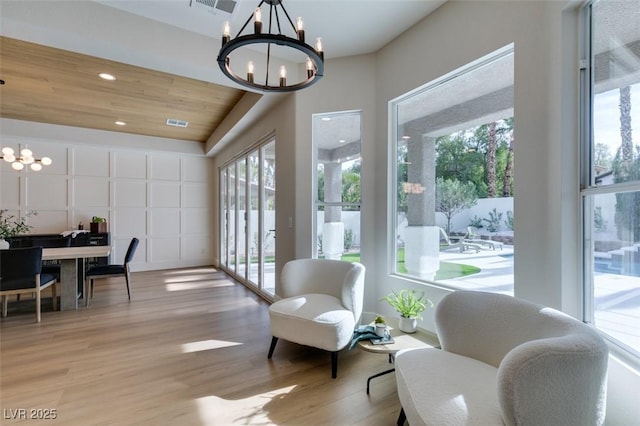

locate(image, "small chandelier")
[[217, 0, 324, 92], [1, 147, 52, 171]]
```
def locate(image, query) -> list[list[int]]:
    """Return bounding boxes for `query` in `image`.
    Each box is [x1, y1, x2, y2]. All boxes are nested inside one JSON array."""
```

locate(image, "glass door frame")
[[219, 134, 275, 300]]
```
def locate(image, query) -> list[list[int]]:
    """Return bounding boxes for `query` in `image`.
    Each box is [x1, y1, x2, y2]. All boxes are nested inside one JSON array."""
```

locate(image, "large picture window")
[[313, 111, 362, 261], [390, 45, 514, 294], [581, 0, 640, 357]]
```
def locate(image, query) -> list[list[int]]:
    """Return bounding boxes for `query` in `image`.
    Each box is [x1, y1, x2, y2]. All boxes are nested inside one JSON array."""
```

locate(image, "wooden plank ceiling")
[[0, 36, 247, 143]]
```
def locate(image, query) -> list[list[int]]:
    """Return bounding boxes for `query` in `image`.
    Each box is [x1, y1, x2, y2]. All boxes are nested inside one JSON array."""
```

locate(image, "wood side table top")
[[357, 325, 438, 354]]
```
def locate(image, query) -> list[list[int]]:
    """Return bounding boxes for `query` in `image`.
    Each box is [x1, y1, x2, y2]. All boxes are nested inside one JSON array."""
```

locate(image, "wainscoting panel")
[[73, 147, 110, 177], [184, 208, 209, 235], [26, 174, 68, 210], [115, 208, 146, 238], [1, 172, 20, 209], [150, 208, 181, 236], [0, 133, 214, 272], [151, 155, 181, 181], [74, 177, 110, 207], [115, 152, 147, 179], [115, 180, 146, 207], [150, 182, 181, 208], [150, 237, 180, 262]]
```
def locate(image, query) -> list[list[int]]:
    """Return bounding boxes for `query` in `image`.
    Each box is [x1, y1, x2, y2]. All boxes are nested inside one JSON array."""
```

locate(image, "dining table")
[[42, 245, 112, 310]]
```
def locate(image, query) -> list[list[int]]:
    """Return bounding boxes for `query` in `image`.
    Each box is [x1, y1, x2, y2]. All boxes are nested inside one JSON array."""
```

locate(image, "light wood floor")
[[0, 267, 402, 425]]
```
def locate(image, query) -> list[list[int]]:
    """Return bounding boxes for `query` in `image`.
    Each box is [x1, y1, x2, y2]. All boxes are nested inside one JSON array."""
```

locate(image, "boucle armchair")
[[395, 290, 609, 426], [268, 258, 365, 378]]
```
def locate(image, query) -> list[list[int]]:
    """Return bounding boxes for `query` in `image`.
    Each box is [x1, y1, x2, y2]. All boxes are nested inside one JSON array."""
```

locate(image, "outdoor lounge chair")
[[438, 227, 481, 253], [465, 226, 503, 250]]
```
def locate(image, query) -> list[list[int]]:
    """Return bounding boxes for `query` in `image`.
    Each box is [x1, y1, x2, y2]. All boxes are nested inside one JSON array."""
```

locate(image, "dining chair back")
[[85, 237, 139, 306], [0, 247, 58, 322], [30, 236, 72, 281]]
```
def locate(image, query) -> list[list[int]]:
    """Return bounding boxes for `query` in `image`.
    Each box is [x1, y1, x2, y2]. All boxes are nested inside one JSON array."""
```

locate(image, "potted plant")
[[381, 289, 433, 333], [90, 216, 107, 233], [0, 210, 36, 249], [373, 315, 387, 337]]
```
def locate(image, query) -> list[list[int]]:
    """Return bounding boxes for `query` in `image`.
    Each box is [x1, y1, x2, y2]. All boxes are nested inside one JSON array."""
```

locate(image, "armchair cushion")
[[269, 293, 356, 352], [396, 348, 502, 426]]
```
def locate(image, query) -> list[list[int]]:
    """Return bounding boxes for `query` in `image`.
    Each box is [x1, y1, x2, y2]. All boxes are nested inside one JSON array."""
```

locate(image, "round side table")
[[357, 324, 437, 394]]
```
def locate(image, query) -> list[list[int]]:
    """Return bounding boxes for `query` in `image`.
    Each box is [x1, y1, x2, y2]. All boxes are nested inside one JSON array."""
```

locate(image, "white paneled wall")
[[0, 139, 214, 272]]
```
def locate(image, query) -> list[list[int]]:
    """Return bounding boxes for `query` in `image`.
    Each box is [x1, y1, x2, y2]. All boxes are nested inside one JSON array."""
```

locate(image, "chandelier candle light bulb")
[[247, 61, 255, 83], [315, 37, 324, 59], [222, 21, 231, 45], [279, 65, 287, 87], [306, 57, 314, 78], [296, 17, 304, 41], [254, 7, 262, 33]]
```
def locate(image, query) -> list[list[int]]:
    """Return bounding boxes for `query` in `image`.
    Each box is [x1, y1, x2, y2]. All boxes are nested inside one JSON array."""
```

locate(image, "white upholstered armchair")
[[396, 290, 609, 426], [267, 258, 365, 378]]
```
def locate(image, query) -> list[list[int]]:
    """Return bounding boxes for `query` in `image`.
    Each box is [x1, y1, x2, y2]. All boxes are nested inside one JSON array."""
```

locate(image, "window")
[[390, 45, 514, 294], [313, 111, 362, 261], [581, 0, 640, 357]]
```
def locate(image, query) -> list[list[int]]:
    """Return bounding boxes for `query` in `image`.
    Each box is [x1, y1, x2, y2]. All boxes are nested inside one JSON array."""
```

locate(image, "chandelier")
[[217, 0, 324, 92], [1, 147, 52, 171]]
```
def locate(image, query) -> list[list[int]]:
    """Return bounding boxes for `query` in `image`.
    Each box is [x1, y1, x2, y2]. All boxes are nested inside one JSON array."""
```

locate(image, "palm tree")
[[502, 118, 515, 197], [619, 86, 632, 165], [487, 122, 497, 197]]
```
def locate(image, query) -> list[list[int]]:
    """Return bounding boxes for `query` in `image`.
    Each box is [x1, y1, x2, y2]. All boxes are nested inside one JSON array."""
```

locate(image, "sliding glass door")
[[220, 138, 275, 298]]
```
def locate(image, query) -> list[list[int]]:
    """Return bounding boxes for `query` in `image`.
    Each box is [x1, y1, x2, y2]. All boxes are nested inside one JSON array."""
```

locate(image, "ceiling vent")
[[166, 118, 189, 128], [190, 0, 236, 15]]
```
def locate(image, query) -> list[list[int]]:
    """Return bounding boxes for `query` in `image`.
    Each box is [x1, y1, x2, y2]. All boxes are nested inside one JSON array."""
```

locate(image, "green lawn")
[[341, 249, 480, 280]]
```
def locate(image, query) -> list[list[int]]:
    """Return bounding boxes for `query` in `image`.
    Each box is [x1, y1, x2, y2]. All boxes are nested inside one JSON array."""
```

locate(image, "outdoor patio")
[[437, 245, 640, 354]]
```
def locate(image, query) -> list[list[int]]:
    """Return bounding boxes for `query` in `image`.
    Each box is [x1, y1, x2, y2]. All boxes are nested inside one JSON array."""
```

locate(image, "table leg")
[[59, 258, 79, 310], [366, 368, 396, 395]]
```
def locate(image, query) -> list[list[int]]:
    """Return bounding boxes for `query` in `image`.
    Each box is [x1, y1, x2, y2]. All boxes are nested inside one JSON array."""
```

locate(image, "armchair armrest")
[[497, 333, 608, 426]]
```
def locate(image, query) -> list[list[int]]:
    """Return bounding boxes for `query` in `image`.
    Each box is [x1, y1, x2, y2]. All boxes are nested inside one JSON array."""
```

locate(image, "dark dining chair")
[[85, 237, 138, 306], [0, 247, 58, 322], [30, 235, 72, 281]]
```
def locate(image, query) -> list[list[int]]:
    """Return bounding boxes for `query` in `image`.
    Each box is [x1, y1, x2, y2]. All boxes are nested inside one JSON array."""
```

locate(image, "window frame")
[[387, 44, 515, 291], [579, 0, 640, 363]]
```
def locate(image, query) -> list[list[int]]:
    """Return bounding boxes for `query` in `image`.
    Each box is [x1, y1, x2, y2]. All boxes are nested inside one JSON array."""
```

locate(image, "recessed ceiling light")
[[99, 73, 116, 81], [321, 117, 331, 121], [402, 135, 411, 140], [115, 121, 126, 126], [339, 139, 346, 143]]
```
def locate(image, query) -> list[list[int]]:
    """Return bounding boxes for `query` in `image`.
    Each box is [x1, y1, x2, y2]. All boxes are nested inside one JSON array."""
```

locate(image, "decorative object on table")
[[349, 325, 379, 350], [370, 335, 394, 345], [374, 315, 388, 337], [217, 0, 324, 92], [1, 146, 52, 171], [381, 289, 433, 334], [0, 210, 36, 249], [90, 216, 107, 233]]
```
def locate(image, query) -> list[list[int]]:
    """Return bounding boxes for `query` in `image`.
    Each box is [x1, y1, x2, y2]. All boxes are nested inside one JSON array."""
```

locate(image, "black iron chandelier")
[[217, 0, 324, 92]]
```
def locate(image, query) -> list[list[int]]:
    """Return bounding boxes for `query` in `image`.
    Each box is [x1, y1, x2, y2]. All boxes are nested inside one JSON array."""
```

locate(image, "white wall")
[[0, 118, 214, 271]]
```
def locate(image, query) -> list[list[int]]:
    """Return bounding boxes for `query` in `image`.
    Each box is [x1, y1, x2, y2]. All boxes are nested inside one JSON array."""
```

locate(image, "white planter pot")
[[399, 316, 418, 333], [0, 239, 9, 250], [375, 324, 388, 337]]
